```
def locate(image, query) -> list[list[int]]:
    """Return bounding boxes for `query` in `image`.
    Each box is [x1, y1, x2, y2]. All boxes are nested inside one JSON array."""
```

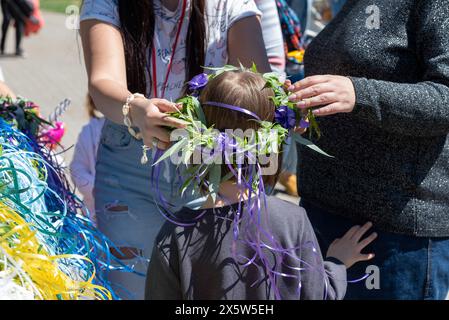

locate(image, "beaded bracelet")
[[122, 93, 145, 140]]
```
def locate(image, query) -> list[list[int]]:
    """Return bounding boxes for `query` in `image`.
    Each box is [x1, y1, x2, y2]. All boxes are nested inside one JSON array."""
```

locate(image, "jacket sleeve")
[[349, 0, 449, 137], [298, 214, 347, 300]]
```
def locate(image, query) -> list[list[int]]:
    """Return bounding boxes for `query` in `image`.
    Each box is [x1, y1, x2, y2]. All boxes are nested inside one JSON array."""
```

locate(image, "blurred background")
[[1, 0, 85, 161]]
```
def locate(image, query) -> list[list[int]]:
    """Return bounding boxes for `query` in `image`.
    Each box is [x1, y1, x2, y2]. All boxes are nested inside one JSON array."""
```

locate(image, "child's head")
[[199, 71, 282, 187], [199, 71, 275, 131]]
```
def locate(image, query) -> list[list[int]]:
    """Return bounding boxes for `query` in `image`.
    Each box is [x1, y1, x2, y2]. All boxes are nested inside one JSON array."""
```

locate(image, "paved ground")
[[1, 11, 88, 161]]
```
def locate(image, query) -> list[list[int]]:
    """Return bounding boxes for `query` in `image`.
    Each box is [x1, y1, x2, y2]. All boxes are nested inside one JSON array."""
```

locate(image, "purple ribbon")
[[204, 101, 261, 121]]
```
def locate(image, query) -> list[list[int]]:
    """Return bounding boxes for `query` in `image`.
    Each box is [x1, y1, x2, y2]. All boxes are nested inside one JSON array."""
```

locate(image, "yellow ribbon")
[[0, 202, 111, 300]]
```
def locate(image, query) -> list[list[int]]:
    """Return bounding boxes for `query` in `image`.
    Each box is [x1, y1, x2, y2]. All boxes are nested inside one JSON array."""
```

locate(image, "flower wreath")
[[151, 64, 331, 204]]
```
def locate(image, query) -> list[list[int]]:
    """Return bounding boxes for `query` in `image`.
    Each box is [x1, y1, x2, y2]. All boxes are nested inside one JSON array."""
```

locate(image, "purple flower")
[[188, 73, 209, 91], [274, 106, 296, 130]]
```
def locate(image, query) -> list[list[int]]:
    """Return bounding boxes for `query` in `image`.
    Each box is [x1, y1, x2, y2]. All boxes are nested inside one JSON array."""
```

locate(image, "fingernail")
[[297, 101, 306, 108], [288, 94, 297, 101], [312, 109, 320, 114], [288, 85, 295, 91]]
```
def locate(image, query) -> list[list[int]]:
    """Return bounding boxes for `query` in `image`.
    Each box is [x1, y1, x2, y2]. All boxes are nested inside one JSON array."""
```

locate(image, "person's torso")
[[298, 0, 449, 236], [151, 0, 252, 100]]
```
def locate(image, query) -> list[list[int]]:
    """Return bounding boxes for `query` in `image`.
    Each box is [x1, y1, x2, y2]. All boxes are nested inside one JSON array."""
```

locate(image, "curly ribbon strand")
[[0, 118, 134, 299], [0, 203, 111, 300]]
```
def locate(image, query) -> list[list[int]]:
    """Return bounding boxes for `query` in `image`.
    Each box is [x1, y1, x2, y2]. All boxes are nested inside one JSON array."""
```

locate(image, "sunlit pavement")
[[1, 11, 88, 162]]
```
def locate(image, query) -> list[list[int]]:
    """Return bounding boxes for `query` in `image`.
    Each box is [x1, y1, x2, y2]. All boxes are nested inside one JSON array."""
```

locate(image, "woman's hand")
[[326, 222, 377, 268], [130, 97, 186, 150], [287, 75, 356, 116]]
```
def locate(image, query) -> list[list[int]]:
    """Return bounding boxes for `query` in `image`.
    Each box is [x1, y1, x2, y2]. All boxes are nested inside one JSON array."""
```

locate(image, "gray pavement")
[[1, 11, 88, 161]]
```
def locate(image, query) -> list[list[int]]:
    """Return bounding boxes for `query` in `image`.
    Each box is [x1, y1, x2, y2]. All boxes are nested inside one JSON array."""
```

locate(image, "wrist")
[[129, 96, 148, 127], [325, 256, 348, 268], [123, 93, 146, 139]]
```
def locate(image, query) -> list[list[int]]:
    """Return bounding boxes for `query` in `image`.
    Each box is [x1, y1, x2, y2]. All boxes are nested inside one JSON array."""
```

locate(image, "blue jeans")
[[301, 199, 449, 300], [330, 0, 346, 17], [95, 120, 181, 299]]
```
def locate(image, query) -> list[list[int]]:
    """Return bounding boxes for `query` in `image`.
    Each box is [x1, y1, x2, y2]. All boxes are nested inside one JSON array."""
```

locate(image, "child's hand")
[[326, 222, 377, 268]]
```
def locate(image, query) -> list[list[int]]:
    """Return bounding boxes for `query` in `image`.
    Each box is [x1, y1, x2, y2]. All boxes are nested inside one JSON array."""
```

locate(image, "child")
[[145, 69, 376, 300], [70, 95, 104, 224]]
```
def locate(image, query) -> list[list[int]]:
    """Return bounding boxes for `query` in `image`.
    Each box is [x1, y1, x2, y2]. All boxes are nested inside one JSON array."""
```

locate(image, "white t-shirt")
[[254, 0, 285, 73], [69, 117, 105, 220], [81, 0, 261, 101]]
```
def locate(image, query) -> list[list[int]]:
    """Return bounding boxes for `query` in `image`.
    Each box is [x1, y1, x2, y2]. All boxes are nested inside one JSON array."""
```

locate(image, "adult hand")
[[283, 79, 308, 135], [130, 97, 186, 150], [326, 222, 377, 269], [287, 75, 356, 116]]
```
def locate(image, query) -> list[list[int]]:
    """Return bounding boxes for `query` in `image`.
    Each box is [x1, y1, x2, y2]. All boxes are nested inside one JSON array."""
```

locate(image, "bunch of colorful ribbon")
[[0, 97, 128, 299]]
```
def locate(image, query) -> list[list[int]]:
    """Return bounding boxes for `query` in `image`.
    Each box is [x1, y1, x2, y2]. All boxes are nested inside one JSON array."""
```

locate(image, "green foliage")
[[0, 96, 51, 139], [40, 0, 81, 13]]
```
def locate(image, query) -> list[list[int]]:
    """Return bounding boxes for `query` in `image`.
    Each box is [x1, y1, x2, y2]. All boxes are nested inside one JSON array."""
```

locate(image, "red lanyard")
[[151, 0, 188, 99]]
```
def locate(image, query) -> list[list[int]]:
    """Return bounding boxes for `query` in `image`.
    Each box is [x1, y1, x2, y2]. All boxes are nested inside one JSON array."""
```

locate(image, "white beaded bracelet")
[[122, 93, 145, 140]]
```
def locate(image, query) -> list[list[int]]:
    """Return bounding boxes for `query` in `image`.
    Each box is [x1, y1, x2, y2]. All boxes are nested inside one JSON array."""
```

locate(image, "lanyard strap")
[[151, 0, 188, 99]]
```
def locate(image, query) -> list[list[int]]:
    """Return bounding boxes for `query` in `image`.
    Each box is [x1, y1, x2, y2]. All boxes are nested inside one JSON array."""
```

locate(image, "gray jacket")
[[298, 0, 449, 236], [146, 197, 347, 300]]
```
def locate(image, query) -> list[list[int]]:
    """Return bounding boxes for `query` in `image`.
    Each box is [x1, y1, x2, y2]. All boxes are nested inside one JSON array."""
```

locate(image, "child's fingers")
[[358, 253, 375, 262], [351, 222, 373, 242], [357, 232, 378, 250], [342, 225, 361, 240], [330, 238, 340, 245]]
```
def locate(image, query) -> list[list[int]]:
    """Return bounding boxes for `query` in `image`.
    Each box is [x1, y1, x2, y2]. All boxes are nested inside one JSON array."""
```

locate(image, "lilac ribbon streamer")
[[204, 101, 261, 121], [149, 136, 366, 300]]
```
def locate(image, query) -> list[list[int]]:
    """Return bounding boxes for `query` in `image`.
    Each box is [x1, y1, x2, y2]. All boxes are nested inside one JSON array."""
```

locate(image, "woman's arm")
[[80, 20, 184, 149], [296, 213, 347, 300], [227, 15, 271, 73], [347, 0, 449, 137], [0, 81, 16, 99], [254, 0, 286, 73], [80, 20, 129, 124], [289, 0, 449, 137]]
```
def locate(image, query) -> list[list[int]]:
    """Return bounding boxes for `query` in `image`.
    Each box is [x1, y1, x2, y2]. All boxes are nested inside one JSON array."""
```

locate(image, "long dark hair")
[[118, 0, 206, 96]]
